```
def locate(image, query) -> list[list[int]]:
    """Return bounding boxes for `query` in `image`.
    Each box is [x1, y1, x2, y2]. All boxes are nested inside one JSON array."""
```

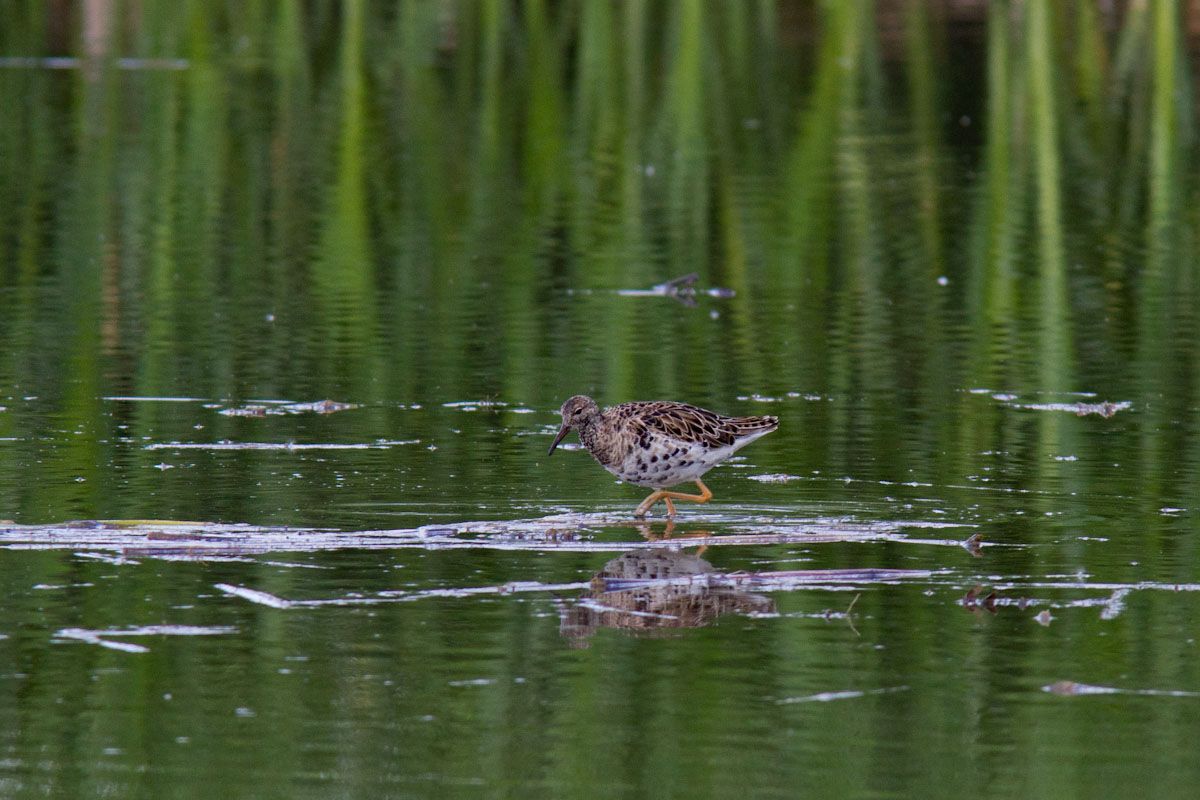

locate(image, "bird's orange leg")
[[633, 480, 713, 517]]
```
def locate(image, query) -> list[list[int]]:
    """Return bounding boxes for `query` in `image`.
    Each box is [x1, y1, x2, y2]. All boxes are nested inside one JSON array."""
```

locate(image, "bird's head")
[[547, 395, 601, 455]]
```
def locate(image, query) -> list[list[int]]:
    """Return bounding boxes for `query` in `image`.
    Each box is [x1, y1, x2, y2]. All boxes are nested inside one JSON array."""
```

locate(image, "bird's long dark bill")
[[547, 425, 571, 456]]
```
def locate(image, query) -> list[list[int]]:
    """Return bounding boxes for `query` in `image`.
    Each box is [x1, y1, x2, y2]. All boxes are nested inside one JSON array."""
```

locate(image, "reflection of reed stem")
[[82, 0, 113, 82], [1027, 0, 1069, 397]]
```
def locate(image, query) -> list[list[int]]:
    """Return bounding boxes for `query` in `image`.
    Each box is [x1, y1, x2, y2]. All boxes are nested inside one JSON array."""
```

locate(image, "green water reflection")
[[2, 2, 1200, 797]]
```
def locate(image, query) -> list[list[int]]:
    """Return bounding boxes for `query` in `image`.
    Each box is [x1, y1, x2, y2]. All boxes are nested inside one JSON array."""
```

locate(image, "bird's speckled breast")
[[580, 413, 727, 488]]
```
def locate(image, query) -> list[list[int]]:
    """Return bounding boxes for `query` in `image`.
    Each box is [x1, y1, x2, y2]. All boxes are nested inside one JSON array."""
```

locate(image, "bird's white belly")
[[605, 441, 736, 489]]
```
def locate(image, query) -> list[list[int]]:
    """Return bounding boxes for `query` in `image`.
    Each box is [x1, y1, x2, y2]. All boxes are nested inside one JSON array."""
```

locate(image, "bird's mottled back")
[[611, 401, 778, 449]]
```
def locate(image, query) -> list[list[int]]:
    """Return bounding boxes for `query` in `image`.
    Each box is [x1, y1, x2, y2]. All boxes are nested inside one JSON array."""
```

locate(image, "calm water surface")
[[3, 3, 1200, 798]]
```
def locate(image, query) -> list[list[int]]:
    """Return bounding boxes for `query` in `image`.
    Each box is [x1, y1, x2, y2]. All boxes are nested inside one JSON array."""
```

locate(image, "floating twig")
[[54, 624, 236, 653]]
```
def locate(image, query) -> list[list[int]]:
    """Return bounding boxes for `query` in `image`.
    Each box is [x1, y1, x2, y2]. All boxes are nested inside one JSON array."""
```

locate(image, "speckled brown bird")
[[547, 395, 778, 517]]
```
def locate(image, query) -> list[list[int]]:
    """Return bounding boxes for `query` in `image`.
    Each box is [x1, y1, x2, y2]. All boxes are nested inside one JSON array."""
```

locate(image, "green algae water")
[[2, 3, 1200, 797]]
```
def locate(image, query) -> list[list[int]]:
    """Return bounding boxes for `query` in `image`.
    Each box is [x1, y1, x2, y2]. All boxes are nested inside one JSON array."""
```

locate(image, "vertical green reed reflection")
[[664, 0, 707, 274], [827, 1, 891, 403], [1027, 0, 1068, 393], [313, 0, 379, 395], [904, 2, 945, 279], [1025, 0, 1072, 495], [1139, 0, 1193, 520]]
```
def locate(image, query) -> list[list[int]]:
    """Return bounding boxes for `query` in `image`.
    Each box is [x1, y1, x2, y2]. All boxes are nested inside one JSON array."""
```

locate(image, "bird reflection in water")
[[558, 524, 775, 645]]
